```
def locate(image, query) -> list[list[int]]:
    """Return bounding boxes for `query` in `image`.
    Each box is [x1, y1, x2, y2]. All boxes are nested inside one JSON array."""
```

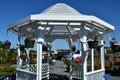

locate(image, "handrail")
[[85, 69, 105, 76]]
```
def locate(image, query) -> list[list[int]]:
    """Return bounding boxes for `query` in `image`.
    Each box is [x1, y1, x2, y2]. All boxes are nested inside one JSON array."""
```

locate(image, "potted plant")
[[110, 41, 120, 52], [87, 35, 99, 49], [2, 40, 11, 49], [24, 35, 35, 48], [108, 37, 120, 52]]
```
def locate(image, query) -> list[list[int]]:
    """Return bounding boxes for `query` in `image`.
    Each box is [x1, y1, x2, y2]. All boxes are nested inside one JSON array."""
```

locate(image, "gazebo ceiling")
[[8, 3, 115, 40]]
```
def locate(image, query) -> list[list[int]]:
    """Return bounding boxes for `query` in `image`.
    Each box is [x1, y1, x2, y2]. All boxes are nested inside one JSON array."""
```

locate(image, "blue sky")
[[0, 0, 120, 50]]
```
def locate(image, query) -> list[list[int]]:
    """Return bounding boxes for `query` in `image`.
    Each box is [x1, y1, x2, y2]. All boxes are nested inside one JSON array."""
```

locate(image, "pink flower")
[[25, 35, 34, 41], [73, 56, 82, 63], [4, 40, 10, 43]]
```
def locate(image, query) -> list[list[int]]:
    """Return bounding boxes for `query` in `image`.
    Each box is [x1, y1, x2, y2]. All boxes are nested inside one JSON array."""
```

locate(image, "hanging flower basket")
[[24, 35, 35, 48], [110, 42, 120, 52], [42, 45, 48, 51], [96, 46, 101, 52], [87, 35, 99, 49], [2, 40, 11, 49], [88, 41, 98, 48], [71, 45, 76, 51]]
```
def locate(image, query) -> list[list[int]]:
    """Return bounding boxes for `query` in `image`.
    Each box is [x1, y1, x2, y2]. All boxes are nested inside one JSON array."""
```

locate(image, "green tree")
[[0, 49, 8, 63], [8, 49, 16, 64], [0, 41, 2, 50]]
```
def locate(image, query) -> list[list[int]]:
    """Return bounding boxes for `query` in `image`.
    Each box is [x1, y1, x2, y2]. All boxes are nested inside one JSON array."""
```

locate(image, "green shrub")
[[0, 72, 7, 77], [0, 66, 16, 77]]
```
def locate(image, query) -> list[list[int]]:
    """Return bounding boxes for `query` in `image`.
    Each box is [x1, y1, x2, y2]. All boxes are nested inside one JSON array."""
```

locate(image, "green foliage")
[[0, 49, 9, 63], [105, 54, 110, 60], [94, 60, 101, 70], [0, 66, 16, 77], [105, 61, 111, 69], [8, 49, 17, 64], [0, 41, 2, 48], [94, 35, 98, 41], [0, 49, 16, 64], [105, 47, 113, 53]]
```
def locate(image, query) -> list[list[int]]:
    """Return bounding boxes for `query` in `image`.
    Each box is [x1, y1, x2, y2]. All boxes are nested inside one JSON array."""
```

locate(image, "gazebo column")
[[66, 25, 74, 80], [101, 43, 105, 80], [25, 48, 30, 69], [36, 25, 47, 80], [100, 37, 105, 80], [36, 38, 44, 80], [101, 45, 105, 70], [17, 35, 22, 69], [69, 38, 74, 80], [46, 42, 51, 64], [78, 26, 89, 80], [91, 48, 94, 71], [46, 42, 51, 80], [80, 36, 88, 80]]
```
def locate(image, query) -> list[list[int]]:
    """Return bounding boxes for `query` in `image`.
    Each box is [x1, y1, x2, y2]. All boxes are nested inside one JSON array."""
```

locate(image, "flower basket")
[[42, 45, 48, 51], [96, 46, 101, 52], [24, 35, 35, 48], [110, 42, 120, 52], [88, 41, 98, 48], [24, 40, 35, 48], [71, 45, 76, 51], [2, 40, 11, 49]]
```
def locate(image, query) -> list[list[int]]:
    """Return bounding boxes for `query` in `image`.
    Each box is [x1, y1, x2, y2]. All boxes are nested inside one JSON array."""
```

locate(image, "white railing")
[[86, 69, 105, 80], [72, 63, 82, 79], [16, 69, 36, 80], [16, 63, 49, 80]]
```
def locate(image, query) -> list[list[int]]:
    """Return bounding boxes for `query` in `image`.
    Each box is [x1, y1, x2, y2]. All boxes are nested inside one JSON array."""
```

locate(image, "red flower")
[[25, 35, 34, 41], [73, 56, 82, 63], [4, 40, 10, 43]]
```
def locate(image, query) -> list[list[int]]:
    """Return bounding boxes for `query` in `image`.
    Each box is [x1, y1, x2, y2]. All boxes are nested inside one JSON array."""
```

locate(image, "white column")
[[47, 42, 51, 80], [101, 46, 105, 80], [17, 35, 21, 69], [101, 45, 105, 70], [25, 48, 30, 68], [69, 38, 74, 80], [78, 25, 89, 80], [100, 40, 105, 80], [81, 36, 88, 80], [47, 42, 51, 64], [91, 49, 94, 71], [36, 38, 44, 80], [17, 44, 21, 69]]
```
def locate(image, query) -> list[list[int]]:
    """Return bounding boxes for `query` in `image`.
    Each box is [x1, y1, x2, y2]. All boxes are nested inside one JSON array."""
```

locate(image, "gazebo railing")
[[86, 69, 105, 80], [72, 63, 82, 79], [16, 63, 49, 80]]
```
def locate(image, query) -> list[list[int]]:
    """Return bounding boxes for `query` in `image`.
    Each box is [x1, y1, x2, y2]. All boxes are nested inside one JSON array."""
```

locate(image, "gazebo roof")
[[41, 3, 81, 15], [8, 3, 114, 42]]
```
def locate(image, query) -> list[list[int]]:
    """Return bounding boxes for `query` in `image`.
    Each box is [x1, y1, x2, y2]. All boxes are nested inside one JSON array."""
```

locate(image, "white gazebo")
[[8, 3, 114, 80]]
